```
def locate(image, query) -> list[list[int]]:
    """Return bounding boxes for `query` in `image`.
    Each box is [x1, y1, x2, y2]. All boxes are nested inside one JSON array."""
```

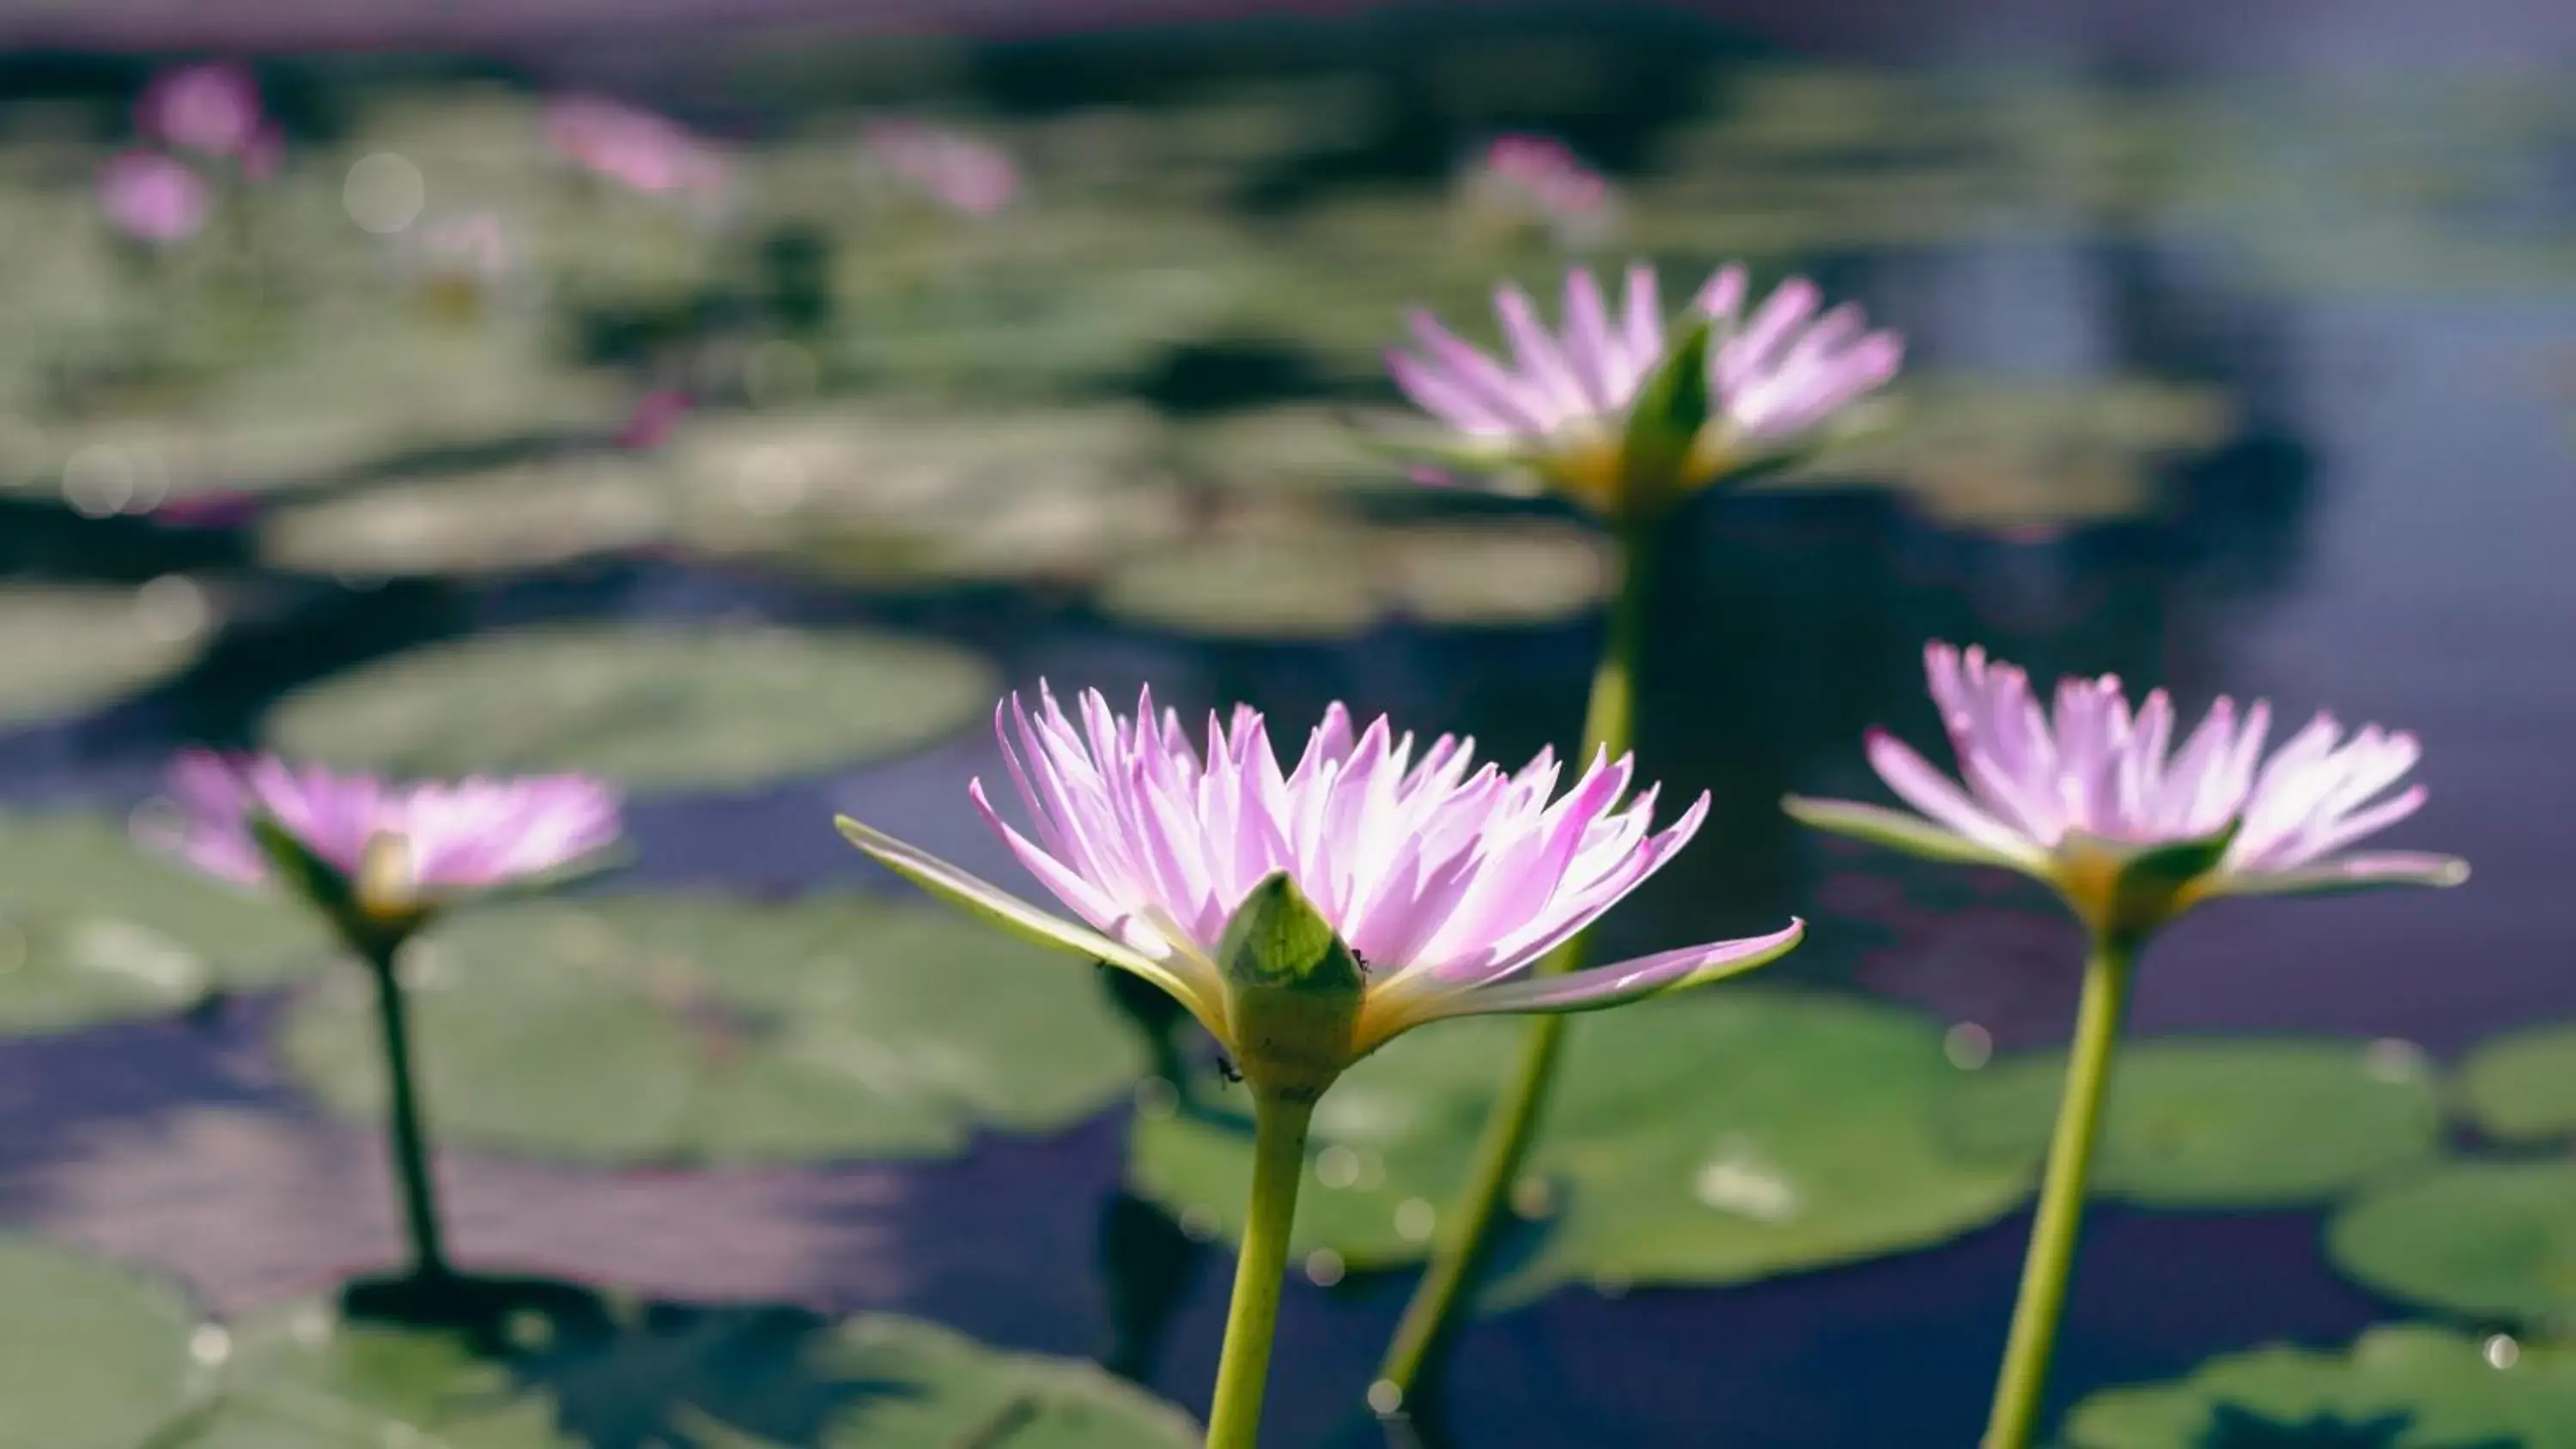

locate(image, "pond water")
[[0, 16, 2569, 1448]]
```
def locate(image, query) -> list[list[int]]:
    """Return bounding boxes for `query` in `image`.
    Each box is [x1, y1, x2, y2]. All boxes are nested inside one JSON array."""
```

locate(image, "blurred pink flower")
[[614, 388, 692, 450], [860, 120, 1019, 216], [545, 94, 726, 198], [1461, 133, 1614, 246], [159, 750, 622, 909], [137, 62, 263, 159], [98, 151, 210, 244]]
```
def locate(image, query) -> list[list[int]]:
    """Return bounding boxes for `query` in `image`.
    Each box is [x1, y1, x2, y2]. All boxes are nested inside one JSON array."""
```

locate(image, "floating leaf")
[[264, 624, 996, 791], [259, 461, 671, 579], [0, 585, 212, 725], [1094, 518, 1608, 640], [1936, 1038, 2444, 1209], [0, 1238, 210, 1449], [1130, 991, 2037, 1294], [2328, 1160, 2576, 1325], [0, 812, 331, 1036], [2064, 1323, 2576, 1449], [282, 895, 1146, 1166], [2456, 1022, 2576, 1145]]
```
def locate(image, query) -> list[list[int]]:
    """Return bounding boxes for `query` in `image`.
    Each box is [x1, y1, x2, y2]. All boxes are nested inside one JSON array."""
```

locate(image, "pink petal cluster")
[[545, 95, 727, 199], [98, 151, 210, 245], [137, 62, 264, 159], [160, 750, 622, 897], [843, 688, 1801, 1052], [1857, 643, 2463, 892], [1390, 264, 1902, 456], [861, 120, 1019, 217], [407, 211, 515, 285], [1467, 133, 1613, 227]]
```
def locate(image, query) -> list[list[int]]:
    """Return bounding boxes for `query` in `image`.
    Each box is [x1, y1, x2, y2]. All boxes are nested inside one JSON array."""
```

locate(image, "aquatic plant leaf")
[[0, 1238, 209, 1449], [2066, 1324, 2575, 1449], [2455, 1022, 2576, 1145], [0, 585, 211, 726], [1936, 1038, 2444, 1208], [0, 812, 331, 1037], [2328, 1160, 2576, 1325], [281, 895, 1146, 1166], [264, 624, 995, 792]]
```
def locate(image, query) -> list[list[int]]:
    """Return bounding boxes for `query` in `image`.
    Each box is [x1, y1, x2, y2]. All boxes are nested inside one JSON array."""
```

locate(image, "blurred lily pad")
[[1131, 991, 2038, 1293], [1936, 1039, 2445, 1208], [2456, 1022, 2576, 1144], [2327, 1160, 2576, 1325], [0, 584, 212, 725], [0, 1238, 210, 1449], [1766, 377, 2235, 532], [0, 1250, 1200, 1449], [2063, 1323, 2576, 1449], [264, 624, 996, 791], [281, 895, 1146, 1166], [1095, 518, 1610, 640], [0, 812, 330, 1036], [1488, 989, 2040, 1302], [259, 460, 671, 579]]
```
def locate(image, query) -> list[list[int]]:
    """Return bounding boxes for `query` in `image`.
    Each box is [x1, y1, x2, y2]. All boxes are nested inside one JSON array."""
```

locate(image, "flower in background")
[[860, 119, 1020, 217], [1788, 643, 2467, 943], [1457, 133, 1616, 248], [402, 211, 519, 319], [839, 688, 1801, 1094], [544, 94, 727, 199], [157, 749, 623, 932], [98, 150, 210, 245], [1388, 263, 1901, 519], [137, 61, 263, 160], [613, 388, 692, 451]]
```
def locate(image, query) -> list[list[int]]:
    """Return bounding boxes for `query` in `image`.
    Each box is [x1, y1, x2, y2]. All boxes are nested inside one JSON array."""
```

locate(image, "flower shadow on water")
[[2198, 1404, 2516, 1449], [340, 1270, 920, 1449]]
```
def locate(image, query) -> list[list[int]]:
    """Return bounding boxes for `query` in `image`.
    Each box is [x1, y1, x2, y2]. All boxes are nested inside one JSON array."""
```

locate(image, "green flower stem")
[[1374, 520, 1654, 1410], [1983, 937, 2136, 1449], [360, 936, 452, 1282], [1205, 1088, 1317, 1449]]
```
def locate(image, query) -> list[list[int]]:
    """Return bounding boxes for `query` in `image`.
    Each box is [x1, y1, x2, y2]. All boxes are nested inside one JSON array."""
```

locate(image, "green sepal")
[[249, 815, 359, 923], [2069, 821, 2240, 949], [1215, 872, 1364, 1100], [1616, 317, 1715, 510]]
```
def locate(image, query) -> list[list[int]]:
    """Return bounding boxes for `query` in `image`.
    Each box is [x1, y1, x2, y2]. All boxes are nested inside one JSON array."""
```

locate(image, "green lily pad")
[[0, 1237, 212, 1449], [264, 624, 996, 791], [2457, 1022, 2576, 1144], [2064, 1323, 2576, 1449], [1094, 518, 1610, 640], [258, 461, 672, 579], [0, 812, 331, 1036], [1935, 1038, 2445, 1209], [1130, 990, 2038, 1294], [1489, 989, 2041, 1302], [281, 895, 1146, 1166], [0, 584, 213, 726], [2328, 1161, 2576, 1325], [0, 1246, 1199, 1449]]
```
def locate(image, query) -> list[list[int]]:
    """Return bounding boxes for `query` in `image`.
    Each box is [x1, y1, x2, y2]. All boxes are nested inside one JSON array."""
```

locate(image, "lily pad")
[[259, 461, 671, 579], [1490, 989, 2041, 1301], [1936, 1038, 2445, 1209], [0, 584, 213, 725], [0, 812, 331, 1036], [281, 895, 1146, 1166], [2457, 1022, 2576, 1144], [0, 1252, 1199, 1449], [2327, 1160, 2576, 1325], [2064, 1323, 2576, 1449], [1094, 518, 1610, 640], [1130, 990, 2039, 1293], [264, 624, 996, 791], [0, 1238, 211, 1449]]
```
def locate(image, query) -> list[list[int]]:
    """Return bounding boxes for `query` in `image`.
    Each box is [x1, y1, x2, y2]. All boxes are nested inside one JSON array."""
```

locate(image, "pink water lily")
[[137, 62, 263, 160], [98, 151, 210, 245], [158, 749, 622, 911], [1789, 643, 2466, 934], [545, 95, 727, 199], [839, 688, 1801, 1074], [1389, 264, 1901, 514], [861, 120, 1019, 217], [1459, 133, 1615, 247]]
